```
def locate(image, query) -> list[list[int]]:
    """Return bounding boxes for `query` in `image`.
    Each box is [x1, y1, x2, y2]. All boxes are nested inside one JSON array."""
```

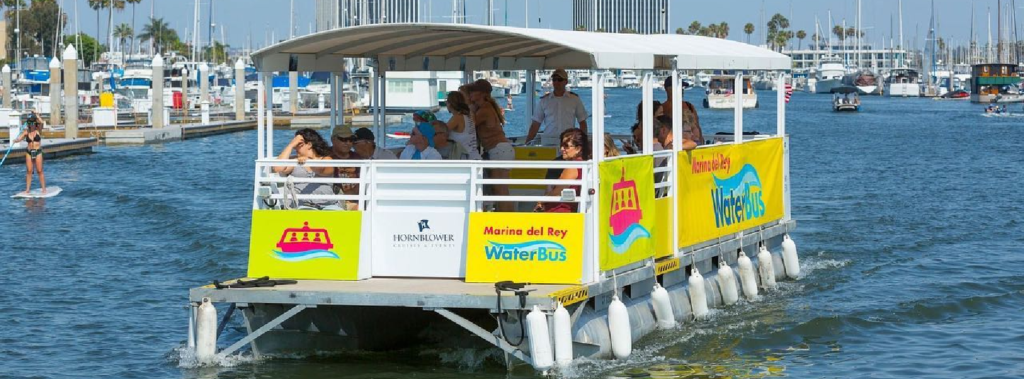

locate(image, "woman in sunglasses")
[[535, 128, 590, 213], [273, 128, 336, 209]]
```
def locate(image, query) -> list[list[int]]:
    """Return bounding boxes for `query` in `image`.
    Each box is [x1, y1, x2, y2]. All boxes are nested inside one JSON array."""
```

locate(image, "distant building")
[[316, 0, 421, 32], [571, 0, 669, 34], [785, 44, 914, 72]]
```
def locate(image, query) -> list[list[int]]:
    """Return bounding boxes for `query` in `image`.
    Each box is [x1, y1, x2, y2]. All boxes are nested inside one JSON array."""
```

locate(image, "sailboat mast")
[[998, 0, 1002, 63]]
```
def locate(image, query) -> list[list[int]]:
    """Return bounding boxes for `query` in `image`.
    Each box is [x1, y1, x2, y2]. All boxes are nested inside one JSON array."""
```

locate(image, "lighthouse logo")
[[608, 168, 651, 253]]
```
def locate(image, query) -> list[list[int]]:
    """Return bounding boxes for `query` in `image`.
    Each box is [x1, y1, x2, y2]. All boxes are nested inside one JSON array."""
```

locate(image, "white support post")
[[266, 73, 275, 158], [329, 73, 337, 130], [526, 69, 536, 125], [733, 73, 744, 144], [777, 72, 791, 221], [257, 73, 265, 159], [380, 70, 387, 136], [641, 72, 653, 154], [671, 68, 681, 257], [590, 70, 604, 280]]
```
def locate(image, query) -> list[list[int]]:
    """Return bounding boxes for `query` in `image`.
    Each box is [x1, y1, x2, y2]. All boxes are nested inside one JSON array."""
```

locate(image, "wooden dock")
[[1, 138, 98, 164]]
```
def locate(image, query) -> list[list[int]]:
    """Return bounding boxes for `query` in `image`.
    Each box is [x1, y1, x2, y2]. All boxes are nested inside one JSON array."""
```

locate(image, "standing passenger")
[[468, 79, 514, 212], [525, 68, 589, 145], [444, 91, 482, 159]]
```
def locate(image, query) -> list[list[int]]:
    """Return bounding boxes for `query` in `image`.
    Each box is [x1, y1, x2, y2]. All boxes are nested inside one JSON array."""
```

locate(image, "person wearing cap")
[[399, 122, 443, 160], [353, 127, 398, 160], [526, 68, 589, 145], [661, 77, 704, 145], [467, 79, 515, 212]]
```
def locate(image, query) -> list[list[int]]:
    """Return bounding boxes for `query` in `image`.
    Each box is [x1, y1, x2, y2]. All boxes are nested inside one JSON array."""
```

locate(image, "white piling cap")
[[199, 63, 209, 72], [62, 44, 78, 60], [235, 58, 245, 70], [1, 65, 9, 73], [151, 54, 164, 67], [49, 57, 60, 68]]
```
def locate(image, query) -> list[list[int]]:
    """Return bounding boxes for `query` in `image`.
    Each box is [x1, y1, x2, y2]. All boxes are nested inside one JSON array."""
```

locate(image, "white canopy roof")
[[251, 23, 791, 73]]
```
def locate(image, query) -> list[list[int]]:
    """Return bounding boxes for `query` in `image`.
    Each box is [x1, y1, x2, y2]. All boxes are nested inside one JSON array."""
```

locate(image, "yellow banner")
[[653, 197, 673, 258], [248, 210, 362, 280], [676, 138, 785, 247], [465, 212, 585, 284], [599, 155, 656, 271]]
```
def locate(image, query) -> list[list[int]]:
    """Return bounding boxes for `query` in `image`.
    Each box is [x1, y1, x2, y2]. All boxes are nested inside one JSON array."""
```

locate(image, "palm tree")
[[796, 30, 807, 50], [114, 23, 132, 54], [675, 27, 684, 35], [126, 0, 142, 54], [688, 21, 701, 35], [106, 0, 126, 53], [88, 0, 103, 58], [704, 24, 719, 38], [833, 25, 845, 43], [138, 17, 177, 54], [718, 22, 729, 39], [744, 23, 754, 43]]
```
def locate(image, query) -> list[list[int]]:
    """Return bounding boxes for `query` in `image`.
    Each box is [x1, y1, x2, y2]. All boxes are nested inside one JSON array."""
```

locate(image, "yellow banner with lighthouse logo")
[[676, 137, 785, 247], [599, 155, 656, 271]]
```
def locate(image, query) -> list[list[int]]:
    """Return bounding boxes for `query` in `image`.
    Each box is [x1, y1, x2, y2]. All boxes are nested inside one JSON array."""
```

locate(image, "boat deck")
[[190, 278, 575, 311]]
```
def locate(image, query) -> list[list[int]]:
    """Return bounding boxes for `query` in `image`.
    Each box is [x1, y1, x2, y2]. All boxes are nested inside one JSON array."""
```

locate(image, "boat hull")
[[814, 79, 843, 94], [886, 83, 920, 97], [971, 93, 1024, 103], [704, 94, 758, 109]]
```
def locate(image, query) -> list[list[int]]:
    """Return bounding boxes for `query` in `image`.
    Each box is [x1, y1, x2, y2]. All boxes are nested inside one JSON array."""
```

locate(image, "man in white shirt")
[[353, 127, 398, 160], [525, 68, 589, 145]]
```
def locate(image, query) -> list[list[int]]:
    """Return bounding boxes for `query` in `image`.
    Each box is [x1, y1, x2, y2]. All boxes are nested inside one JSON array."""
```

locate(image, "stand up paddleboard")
[[12, 186, 62, 198]]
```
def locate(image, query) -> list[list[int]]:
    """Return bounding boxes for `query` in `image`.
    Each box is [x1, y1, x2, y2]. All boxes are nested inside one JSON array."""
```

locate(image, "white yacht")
[[574, 71, 593, 88], [619, 70, 639, 88], [602, 70, 619, 88], [814, 56, 846, 94], [886, 69, 921, 97]]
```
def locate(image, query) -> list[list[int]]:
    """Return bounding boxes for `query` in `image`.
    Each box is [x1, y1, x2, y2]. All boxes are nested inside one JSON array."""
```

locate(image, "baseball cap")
[[664, 77, 691, 89], [413, 110, 437, 123], [552, 68, 569, 80], [354, 127, 375, 142], [331, 125, 354, 139]]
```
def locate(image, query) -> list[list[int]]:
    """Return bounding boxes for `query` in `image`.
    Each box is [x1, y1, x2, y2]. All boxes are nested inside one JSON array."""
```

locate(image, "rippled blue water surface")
[[1, 89, 1022, 378]]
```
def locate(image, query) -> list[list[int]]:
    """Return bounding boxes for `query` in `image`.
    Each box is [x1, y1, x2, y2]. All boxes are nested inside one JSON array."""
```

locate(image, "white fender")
[[651, 283, 676, 329], [526, 305, 554, 371], [688, 267, 709, 320], [737, 250, 759, 300], [781, 234, 801, 278], [608, 296, 632, 359], [717, 260, 739, 306], [553, 303, 573, 366], [758, 246, 777, 289], [195, 297, 218, 364]]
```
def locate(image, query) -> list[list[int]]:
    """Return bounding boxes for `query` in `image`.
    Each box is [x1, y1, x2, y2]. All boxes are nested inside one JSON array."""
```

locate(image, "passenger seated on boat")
[[603, 133, 621, 158], [353, 127, 398, 160], [656, 117, 697, 152], [621, 121, 665, 156], [329, 125, 362, 210], [469, 79, 515, 212], [535, 128, 589, 213], [273, 128, 338, 209], [432, 121, 471, 160], [399, 122, 443, 160], [662, 78, 704, 145]]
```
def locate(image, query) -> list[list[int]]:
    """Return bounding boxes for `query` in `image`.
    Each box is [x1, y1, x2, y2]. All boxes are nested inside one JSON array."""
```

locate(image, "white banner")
[[371, 211, 468, 278]]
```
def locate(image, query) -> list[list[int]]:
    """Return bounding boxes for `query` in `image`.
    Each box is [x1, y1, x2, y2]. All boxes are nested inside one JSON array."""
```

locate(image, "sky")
[[39, 0, 1020, 51]]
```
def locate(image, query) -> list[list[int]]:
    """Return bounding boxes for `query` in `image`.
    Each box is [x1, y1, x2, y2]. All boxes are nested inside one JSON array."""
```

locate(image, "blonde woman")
[[603, 133, 621, 158]]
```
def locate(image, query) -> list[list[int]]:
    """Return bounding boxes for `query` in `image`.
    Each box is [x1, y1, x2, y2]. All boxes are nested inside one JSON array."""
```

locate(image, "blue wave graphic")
[[489, 240, 566, 252], [271, 249, 340, 262], [609, 223, 651, 254], [713, 164, 762, 192]]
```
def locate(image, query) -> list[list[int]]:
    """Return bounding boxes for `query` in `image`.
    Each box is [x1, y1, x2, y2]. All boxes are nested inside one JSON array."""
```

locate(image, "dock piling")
[[235, 59, 245, 121], [289, 71, 298, 114], [62, 45, 78, 139], [199, 63, 210, 107], [2, 65, 11, 109], [49, 58, 61, 126], [152, 55, 165, 129]]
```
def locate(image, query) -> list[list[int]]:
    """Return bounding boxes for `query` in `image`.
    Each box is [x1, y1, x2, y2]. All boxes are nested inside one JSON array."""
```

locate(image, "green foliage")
[[5, 0, 67, 58], [675, 27, 684, 35], [744, 23, 755, 43], [688, 21, 701, 35], [138, 17, 179, 54], [766, 13, 790, 51], [204, 41, 230, 65], [64, 34, 100, 66]]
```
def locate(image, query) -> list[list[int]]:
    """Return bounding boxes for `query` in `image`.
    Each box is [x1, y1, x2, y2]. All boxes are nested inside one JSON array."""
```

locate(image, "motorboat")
[[886, 69, 921, 97], [814, 55, 846, 94], [843, 68, 880, 95], [832, 86, 861, 112], [619, 70, 639, 88], [970, 64, 1024, 103], [704, 75, 757, 109]]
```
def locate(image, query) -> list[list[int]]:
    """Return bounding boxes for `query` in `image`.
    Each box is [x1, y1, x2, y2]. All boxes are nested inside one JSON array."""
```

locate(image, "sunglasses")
[[335, 136, 355, 143], [561, 143, 578, 148], [552, 77, 566, 82]]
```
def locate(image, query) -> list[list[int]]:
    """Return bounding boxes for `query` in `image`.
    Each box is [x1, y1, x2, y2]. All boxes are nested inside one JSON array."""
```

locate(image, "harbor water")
[[1, 90, 1022, 378]]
